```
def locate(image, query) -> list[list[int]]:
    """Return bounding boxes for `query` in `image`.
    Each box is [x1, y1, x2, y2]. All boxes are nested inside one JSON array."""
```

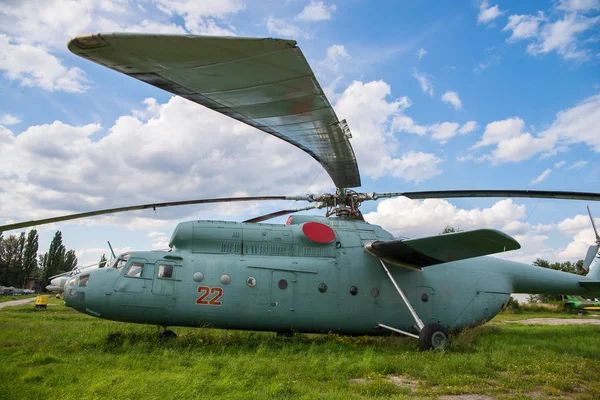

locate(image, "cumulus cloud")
[[554, 160, 566, 168], [529, 168, 552, 186], [333, 80, 443, 181], [295, 1, 336, 22], [319, 44, 350, 73], [468, 94, 600, 164], [364, 196, 597, 264], [441, 91, 463, 110], [153, 0, 243, 35], [417, 48, 427, 60], [527, 13, 600, 60], [266, 16, 307, 38], [0, 34, 88, 93], [558, 0, 600, 12], [477, 1, 503, 25], [503, 12, 546, 42], [0, 113, 21, 125], [412, 70, 434, 96]]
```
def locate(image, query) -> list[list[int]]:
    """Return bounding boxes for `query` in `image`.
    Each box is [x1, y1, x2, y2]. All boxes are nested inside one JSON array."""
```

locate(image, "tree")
[[0, 233, 25, 286], [21, 229, 39, 286], [63, 250, 77, 272], [441, 225, 461, 234], [41, 231, 66, 285], [99, 254, 107, 268], [530, 258, 585, 303]]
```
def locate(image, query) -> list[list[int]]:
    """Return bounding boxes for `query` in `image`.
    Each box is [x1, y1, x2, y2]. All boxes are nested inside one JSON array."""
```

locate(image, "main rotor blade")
[[374, 190, 600, 202], [244, 204, 322, 223], [0, 196, 310, 233], [68, 34, 361, 189]]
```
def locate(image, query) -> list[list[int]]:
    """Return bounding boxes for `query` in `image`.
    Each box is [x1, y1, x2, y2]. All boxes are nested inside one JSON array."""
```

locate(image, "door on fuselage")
[[269, 270, 295, 320], [151, 261, 177, 296], [113, 258, 149, 293]]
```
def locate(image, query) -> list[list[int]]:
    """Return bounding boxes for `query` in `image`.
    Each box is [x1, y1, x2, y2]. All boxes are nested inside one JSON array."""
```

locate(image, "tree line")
[[0, 230, 77, 288]]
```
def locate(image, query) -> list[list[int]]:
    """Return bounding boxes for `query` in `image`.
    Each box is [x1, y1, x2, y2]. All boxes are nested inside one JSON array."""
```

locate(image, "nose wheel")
[[159, 325, 177, 339]]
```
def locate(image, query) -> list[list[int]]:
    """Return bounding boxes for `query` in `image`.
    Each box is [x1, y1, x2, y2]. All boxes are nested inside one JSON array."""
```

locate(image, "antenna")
[[108, 241, 116, 259]]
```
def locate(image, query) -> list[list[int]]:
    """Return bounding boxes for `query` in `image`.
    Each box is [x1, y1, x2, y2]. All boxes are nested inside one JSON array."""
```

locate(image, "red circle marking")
[[302, 222, 335, 243]]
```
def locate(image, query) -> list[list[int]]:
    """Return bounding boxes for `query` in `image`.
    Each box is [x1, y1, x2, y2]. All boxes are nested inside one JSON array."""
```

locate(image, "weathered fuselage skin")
[[64, 216, 599, 335]]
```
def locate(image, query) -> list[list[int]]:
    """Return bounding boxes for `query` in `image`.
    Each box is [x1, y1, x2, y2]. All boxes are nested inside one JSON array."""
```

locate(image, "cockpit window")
[[112, 253, 131, 270], [125, 262, 144, 278], [158, 264, 173, 279]]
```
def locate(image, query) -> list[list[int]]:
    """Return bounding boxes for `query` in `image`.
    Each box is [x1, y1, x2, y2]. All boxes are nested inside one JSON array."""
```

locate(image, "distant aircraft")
[[564, 295, 600, 311]]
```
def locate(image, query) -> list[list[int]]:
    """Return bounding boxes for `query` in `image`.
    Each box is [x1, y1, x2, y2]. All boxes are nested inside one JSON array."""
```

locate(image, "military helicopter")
[[2, 33, 600, 350]]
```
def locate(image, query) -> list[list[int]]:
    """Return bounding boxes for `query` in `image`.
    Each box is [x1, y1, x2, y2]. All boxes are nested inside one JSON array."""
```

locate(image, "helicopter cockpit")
[[111, 253, 131, 270]]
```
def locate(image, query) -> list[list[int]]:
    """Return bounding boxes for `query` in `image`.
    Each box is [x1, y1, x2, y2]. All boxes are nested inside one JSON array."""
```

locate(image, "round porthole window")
[[246, 277, 257, 287], [318, 283, 327, 293], [278, 279, 288, 290], [193, 272, 204, 282], [421, 293, 429, 302], [371, 288, 379, 298], [220, 274, 231, 285], [350, 286, 358, 296]]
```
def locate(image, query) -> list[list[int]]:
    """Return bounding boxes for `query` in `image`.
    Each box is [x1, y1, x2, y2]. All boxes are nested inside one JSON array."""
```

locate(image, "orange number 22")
[[196, 286, 223, 306]]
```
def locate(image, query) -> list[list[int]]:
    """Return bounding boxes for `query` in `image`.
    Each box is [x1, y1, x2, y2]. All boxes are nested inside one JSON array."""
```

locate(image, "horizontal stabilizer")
[[579, 281, 600, 292], [366, 229, 520, 269]]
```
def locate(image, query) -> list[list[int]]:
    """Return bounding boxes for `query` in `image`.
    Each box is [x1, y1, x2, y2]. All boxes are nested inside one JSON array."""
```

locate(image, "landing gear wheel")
[[159, 326, 177, 339], [419, 323, 448, 351]]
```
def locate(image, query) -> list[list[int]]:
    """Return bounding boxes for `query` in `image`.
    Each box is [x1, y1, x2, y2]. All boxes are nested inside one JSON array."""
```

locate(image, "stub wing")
[[68, 33, 361, 189], [366, 229, 521, 269]]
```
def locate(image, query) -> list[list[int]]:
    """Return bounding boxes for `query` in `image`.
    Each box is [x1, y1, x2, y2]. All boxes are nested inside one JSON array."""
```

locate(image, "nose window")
[[79, 274, 90, 287], [158, 264, 173, 279], [125, 262, 144, 278]]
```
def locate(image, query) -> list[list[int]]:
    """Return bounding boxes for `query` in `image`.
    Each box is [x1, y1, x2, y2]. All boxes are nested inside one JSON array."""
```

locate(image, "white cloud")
[[469, 94, 600, 164], [503, 12, 546, 42], [417, 48, 427, 60], [364, 196, 597, 264], [554, 160, 566, 168], [319, 44, 350, 73], [0, 113, 21, 125], [568, 160, 588, 170], [266, 16, 307, 38], [412, 70, 434, 96], [441, 91, 463, 110], [0, 0, 198, 47], [0, 35, 88, 93], [428, 121, 477, 143], [527, 13, 600, 60], [295, 1, 336, 22], [558, 0, 600, 12], [364, 197, 526, 239], [333, 80, 443, 181], [153, 0, 243, 35], [529, 168, 552, 186], [477, 1, 503, 25]]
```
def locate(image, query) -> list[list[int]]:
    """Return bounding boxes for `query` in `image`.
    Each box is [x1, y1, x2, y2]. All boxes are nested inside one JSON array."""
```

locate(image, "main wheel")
[[159, 329, 177, 339], [419, 323, 448, 351]]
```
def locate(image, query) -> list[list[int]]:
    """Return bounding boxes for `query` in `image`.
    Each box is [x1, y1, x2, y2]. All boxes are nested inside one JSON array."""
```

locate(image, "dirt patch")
[[507, 318, 600, 325], [350, 375, 420, 392]]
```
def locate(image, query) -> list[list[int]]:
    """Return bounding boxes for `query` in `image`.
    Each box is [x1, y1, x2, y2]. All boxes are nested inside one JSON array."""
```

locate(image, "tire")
[[160, 329, 177, 339], [419, 323, 448, 351]]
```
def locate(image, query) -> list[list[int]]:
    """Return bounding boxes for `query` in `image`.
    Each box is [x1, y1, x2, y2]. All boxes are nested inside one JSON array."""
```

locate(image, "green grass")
[[0, 294, 37, 303], [0, 299, 599, 400]]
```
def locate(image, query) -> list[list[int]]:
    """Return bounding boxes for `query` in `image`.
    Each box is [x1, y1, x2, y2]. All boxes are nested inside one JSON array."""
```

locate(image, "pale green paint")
[[63, 216, 600, 335]]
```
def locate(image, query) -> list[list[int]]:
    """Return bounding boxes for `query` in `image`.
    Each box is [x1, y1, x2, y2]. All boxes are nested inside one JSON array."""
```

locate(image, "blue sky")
[[0, 0, 599, 267]]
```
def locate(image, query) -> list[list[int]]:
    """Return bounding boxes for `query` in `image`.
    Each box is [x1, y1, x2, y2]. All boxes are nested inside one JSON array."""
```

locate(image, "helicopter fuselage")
[[63, 215, 595, 335]]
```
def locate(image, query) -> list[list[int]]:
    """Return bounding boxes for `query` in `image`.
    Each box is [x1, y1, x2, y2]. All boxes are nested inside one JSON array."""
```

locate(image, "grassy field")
[[0, 294, 37, 303], [0, 299, 599, 400]]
